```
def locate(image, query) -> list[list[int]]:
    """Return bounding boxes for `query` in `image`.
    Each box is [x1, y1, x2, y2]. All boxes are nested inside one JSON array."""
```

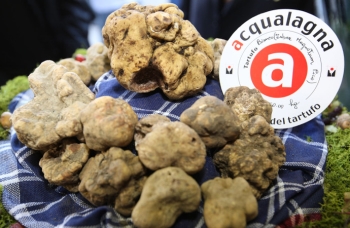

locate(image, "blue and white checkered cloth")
[[0, 70, 326, 227]]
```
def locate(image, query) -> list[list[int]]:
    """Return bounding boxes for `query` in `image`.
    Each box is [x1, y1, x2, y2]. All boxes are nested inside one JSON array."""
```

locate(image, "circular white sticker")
[[219, 9, 344, 129]]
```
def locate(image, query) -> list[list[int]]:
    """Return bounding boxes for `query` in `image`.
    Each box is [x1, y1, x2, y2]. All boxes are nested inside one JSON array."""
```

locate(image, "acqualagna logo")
[[231, 11, 334, 52], [250, 43, 307, 98]]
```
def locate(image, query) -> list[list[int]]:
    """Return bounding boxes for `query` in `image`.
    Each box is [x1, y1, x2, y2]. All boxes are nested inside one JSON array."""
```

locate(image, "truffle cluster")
[[11, 60, 285, 227], [9, 3, 286, 227], [180, 87, 286, 200]]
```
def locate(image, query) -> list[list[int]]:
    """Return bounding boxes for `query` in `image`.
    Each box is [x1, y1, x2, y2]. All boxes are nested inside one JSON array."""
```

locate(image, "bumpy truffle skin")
[[136, 121, 206, 174], [207, 38, 227, 80], [84, 42, 111, 81], [180, 96, 240, 148], [224, 86, 272, 123], [134, 114, 171, 143], [55, 101, 86, 139], [201, 177, 258, 228], [78, 147, 147, 216], [11, 60, 95, 151], [213, 115, 286, 198], [132, 167, 201, 228], [80, 96, 138, 151], [58, 58, 91, 85], [39, 139, 90, 192], [102, 3, 214, 100]]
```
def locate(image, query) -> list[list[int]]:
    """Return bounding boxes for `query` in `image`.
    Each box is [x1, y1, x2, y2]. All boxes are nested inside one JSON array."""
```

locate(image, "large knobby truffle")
[[80, 96, 138, 151], [213, 115, 286, 198], [201, 177, 258, 228], [78, 147, 147, 216], [11, 60, 95, 151], [132, 167, 201, 228], [102, 3, 214, 100], [224, 86, 272, 123], [136, 121, 206, 174], [180, 96, 240, 148]]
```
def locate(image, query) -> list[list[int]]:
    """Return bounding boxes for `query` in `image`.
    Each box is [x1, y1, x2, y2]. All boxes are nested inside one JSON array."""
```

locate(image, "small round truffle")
[[132, 167, 201, 228], [224, 86, 272, 123], [0, 111, 12, 129], [134, 114, 171, 143], [80, 96, 138, 151], [180, 96, 240, 148], [136, 121, 206, 174], [207, 38, 227, 80], [84, 42, 111, 81], [337, 113, 350, 129], [201, 177, 258, 228], [78, 147, 147, 216], [39, 139, 90, 192]]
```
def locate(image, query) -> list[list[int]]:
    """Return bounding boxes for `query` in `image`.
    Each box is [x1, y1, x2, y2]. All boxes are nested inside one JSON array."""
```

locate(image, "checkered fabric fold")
[[0, 70, 326, 227]]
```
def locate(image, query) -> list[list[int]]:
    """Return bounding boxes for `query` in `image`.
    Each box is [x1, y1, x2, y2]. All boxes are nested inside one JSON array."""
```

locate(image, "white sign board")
[[220, 9, 344, 129]]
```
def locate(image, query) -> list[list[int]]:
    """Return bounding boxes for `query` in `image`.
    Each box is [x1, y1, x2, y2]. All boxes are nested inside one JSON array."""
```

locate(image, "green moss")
[[0, 185, 16, 228], [0, 127, 8, 140], [0, 76, 29, 140], [0, 76, 29, 114], [306, 135, 312, 142], [301, 128, 350, 227], [322, 129, 350, 226], [72, 48, 87, 56]]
